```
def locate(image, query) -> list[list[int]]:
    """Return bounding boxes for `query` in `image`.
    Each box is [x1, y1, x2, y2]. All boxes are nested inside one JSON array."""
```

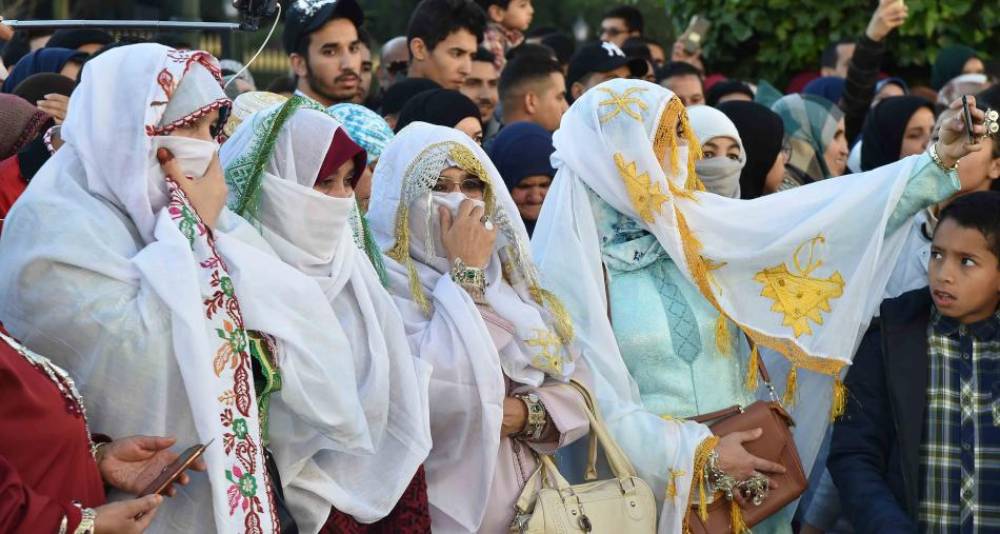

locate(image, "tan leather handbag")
[[684, 348, 808, 534], [509, 380, 657, 534]]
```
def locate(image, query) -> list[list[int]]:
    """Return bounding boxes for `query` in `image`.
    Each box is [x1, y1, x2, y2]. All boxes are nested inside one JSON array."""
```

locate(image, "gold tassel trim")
[[386, 203, 430, 315], [715, 313, 732, 356], [653, 97, 682, 172], [684, 435, 719, 529], [783, 366, 799, 407], [730, 499, 749, 534], [745, 344, 760, 391], [666, 468, 684, 499], [830, 377, 847, 421]]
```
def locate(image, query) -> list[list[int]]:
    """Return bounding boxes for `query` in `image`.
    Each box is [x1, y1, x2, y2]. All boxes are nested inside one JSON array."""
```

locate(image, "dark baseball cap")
[[283, 0, 365, 55], [566, 41, 648, 90]]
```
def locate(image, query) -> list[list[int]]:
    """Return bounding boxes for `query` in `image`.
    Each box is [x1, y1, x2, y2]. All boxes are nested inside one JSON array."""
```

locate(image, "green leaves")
[[667, 0, 996, 86]]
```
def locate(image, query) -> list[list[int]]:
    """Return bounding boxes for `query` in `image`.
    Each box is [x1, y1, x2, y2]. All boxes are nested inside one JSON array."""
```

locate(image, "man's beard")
[[305, 63, 358, 104]]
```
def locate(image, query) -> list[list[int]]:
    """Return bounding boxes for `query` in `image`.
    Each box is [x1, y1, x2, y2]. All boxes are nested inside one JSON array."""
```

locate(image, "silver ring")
[[481, 215, 494, 230]]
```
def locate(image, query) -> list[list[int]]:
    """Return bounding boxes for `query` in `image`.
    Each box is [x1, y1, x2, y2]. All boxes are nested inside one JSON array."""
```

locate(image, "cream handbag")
[[509, 381, 657, 533]]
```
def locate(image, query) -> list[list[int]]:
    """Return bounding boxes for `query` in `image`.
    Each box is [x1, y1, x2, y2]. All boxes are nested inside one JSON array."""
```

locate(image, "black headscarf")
[[706, 80, 754, 107], [394, 89, 481, 133], [860, 96, 934, 171], [380, 78, 441, 117], [44, 29, 113, 51], [1, 48, 87, 93], [11, 72, 77, 105], [717, 101, 785, 199]]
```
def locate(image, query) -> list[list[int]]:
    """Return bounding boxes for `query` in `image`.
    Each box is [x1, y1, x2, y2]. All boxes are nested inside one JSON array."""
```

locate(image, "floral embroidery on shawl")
[[145, 49, 230, 137], [166, 177, 276, 534]]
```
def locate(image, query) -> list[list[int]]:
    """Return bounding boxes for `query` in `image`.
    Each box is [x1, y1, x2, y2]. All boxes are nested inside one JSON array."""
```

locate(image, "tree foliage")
[[363, 0, 996, 86], [668, 0, 998, 86]]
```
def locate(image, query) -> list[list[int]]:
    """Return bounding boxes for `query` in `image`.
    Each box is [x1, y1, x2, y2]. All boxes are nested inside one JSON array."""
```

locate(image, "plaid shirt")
[[920, 307, 1000, 533]]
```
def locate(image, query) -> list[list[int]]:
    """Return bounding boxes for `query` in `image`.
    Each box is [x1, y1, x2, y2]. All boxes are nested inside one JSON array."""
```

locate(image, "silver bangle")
[[929, 142, 959, 173], [706, 450, 740, 500]]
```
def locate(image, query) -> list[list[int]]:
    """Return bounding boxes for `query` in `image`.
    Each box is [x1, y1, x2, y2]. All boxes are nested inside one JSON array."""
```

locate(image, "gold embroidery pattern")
[[596, 87, 648, 123], [671, 206, 845, 375], [525, 329, 565, 375], [754, 236, 845, 338], [614, 153, 669, 223]]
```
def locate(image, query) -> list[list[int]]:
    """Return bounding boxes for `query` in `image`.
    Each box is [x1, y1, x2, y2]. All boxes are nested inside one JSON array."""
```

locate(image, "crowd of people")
[[0, 0, 998, 532]]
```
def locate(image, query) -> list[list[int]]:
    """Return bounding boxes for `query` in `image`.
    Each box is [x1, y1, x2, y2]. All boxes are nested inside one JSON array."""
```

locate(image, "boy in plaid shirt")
[[830, 191, 1000, 533]]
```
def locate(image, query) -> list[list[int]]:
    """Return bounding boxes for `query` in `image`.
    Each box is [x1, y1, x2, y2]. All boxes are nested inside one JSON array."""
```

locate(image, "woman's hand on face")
[[500, 396, 528, 438], [157, 148, 228, 230], [715, 428, 786, 481], [439, 198, 497, 269], [36, 93, 70, 124], [93, 494, 162, 533], [937, 96, 987, 167]]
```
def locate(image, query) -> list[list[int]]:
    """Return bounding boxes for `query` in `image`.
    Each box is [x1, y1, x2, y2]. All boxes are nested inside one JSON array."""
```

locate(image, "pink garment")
[[482, 22, 524, 71], [476, 309, 591, 533]]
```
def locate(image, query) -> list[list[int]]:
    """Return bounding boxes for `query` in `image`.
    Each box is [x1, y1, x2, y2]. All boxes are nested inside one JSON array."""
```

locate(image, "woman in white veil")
[[0, 43, 371, 533], [366, 122, 591, 533], [532, 78, 982, 533], [220, 96, 433, 533]]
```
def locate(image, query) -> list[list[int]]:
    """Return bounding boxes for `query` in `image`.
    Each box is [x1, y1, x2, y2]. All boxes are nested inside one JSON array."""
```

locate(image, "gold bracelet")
[[929, 142, 959, 173]]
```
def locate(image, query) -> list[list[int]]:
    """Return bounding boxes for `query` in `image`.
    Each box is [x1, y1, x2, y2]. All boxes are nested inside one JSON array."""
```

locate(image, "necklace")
[[0, 331, 96, 456]]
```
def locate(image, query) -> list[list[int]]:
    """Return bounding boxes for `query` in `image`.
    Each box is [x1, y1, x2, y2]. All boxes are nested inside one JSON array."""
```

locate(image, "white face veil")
[[688, 104, 745, 199], [0, 44, 371, 533], [221, 99, 433, 530], [532, 78, 922, 531], [366, 122, 577, 530]]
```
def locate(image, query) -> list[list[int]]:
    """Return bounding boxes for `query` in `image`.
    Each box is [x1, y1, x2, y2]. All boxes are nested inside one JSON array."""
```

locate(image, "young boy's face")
[[497, 0, 534, 32], [930, 217, 1000, 324]]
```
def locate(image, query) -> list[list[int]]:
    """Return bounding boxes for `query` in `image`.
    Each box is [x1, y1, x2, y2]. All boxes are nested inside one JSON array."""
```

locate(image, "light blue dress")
[[587, 153, 957, 533]]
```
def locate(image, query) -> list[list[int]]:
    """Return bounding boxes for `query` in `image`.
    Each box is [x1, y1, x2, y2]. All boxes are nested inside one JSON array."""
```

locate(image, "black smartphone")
[[138, 439, 213, 497], [962, 95, 975, 144]]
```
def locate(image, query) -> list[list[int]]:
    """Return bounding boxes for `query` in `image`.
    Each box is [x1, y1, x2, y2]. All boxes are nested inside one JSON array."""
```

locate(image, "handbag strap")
[[568, 379, 640, 481], [512, 381, 641, 515]]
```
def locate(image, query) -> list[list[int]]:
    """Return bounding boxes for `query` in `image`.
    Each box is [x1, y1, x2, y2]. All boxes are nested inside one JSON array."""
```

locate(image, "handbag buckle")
[[578, 514, 593, 532], [511, 513, 530, 534]]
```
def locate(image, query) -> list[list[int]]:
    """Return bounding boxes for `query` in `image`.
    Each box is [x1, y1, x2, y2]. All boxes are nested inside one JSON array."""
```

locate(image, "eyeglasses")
[[433, 176, 487, 195], [601, 27, 625, 37]]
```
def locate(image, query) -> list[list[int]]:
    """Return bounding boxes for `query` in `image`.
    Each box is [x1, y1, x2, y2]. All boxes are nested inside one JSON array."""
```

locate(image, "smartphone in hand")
[[138, 439, 213, 497], [680, 15, 711, 55], [962, 95, 976, 144]]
